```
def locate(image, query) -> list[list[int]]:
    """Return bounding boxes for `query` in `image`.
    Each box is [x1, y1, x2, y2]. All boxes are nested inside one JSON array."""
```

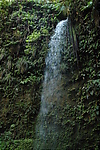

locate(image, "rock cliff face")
[[65, 0, 100, 149], [0, 0, 59, 139], [0, 0, 100, 149], [93, 0, 100, 28]]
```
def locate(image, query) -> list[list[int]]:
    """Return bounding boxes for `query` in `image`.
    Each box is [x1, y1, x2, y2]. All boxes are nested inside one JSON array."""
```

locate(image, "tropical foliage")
[[0, 0, 100, 149]]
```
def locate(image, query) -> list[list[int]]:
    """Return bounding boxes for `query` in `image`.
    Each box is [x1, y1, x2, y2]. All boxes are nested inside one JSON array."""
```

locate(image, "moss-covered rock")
[[0, 0, 100, 149], [0, 0, 59, 140]]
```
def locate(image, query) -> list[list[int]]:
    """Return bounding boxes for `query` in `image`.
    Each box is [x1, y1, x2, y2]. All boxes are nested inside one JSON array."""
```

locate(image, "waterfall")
[[41, 19, 68, 115], [34, 18, 69, 150]]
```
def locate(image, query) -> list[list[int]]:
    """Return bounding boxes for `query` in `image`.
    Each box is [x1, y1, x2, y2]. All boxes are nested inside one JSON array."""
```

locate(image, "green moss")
[[0, 0, 60, 143], [0, 0, 100, 149], [0, 138, 33, 150], [41, 28, 49, 36], [26, 30, 41, 43]]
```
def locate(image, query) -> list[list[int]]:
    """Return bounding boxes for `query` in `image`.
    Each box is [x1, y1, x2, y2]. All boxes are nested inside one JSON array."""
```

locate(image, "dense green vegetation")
[[60, 0, 100, 149], [0, 0, 100, 149], [0, 0, 59, 149]]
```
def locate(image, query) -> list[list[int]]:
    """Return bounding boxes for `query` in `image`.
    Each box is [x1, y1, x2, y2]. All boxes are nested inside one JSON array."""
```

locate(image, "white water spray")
[[34, 19, 68, 150]]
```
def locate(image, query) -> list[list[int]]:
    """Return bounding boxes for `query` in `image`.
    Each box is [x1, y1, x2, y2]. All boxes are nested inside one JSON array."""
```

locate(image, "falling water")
[[34, 18, 71, 149], [41, 18, 68, 115]]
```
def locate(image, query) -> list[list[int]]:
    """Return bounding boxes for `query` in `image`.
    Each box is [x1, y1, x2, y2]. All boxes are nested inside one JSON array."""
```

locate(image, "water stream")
[[34, 18, 70, 150]]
